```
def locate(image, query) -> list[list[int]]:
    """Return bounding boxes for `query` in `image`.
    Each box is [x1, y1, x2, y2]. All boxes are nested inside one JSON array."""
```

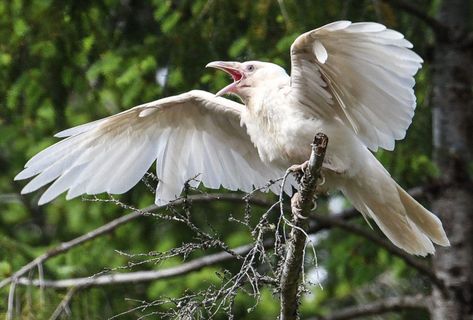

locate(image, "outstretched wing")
[[16, 90, 288, 205], [290, 21, 423, 151]]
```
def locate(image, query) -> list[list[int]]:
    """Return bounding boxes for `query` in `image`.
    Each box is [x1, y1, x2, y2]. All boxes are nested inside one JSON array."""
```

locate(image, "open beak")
[[206, 61, 243, 96]]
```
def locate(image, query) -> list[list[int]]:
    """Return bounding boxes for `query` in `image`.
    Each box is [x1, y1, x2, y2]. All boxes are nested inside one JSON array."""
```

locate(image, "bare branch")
[[15, 242, 257, 289], [0, 193, 270, 289], [12, 213, 358, 291], [380, 0, 448, 38], [1, 207, 149, 290], [280, 133, 328, 320], [49, 287, 79, 320], [13, 218, 439, 292], [2, 193, 159, 314], [12, 197, 443, 293], [6, 281, 16, 320], [277, 0, 293, 30], [309, 294, 430, 320], [5, 183, 437, 293], [0, 216, 346, 289]]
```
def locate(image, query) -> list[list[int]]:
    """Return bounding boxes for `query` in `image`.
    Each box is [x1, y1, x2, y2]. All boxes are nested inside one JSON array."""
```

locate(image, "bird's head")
[[206, 61, 288, 102]]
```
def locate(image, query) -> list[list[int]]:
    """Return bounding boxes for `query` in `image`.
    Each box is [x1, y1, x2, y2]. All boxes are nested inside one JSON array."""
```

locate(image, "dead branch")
[[0, 193, 272, 290], [11, 192, 445, 312], [280, 133, 328, 320], [6, 281, 16, 320], [12, 212, 431, 290], [309, 294, 430, 320], [49, 287, 79, 320], [0, 206, 151, 290], [6, 168, 442, 320], [15, 242, 257, 289], [6, 186, 437, 291]]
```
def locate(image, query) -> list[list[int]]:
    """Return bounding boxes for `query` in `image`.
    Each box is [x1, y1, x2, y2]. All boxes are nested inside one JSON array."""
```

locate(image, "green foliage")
[[0, 0, 438, 318]]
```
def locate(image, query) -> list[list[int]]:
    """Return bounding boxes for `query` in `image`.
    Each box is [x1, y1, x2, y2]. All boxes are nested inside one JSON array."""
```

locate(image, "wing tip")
[[21, 182, 38, 195], [37, 194, 52, 206], [14, 171, 27, 181]]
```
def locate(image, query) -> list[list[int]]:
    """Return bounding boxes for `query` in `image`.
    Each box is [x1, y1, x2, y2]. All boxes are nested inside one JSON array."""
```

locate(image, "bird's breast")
[[242, 96, 324, 167], [242, 91, 362, 180]]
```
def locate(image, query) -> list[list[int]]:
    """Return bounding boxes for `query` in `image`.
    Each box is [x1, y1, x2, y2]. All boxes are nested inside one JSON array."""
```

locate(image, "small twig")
[[0, 207, 151, 290], [7, 187, 438, 291], [280, 133, 328, 320], [309, 294, 430, 320], [0, 193, 267, 290], [49, 287, 79, 320], [38, 263, 45, 306], [277, 0, 292, 30], [7, 281, 16, 320], [13, 204, 444, 295]]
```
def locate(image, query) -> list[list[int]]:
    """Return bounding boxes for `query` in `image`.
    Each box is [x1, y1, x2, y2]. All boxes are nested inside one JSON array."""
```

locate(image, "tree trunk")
[[431, 1, 473, 319]]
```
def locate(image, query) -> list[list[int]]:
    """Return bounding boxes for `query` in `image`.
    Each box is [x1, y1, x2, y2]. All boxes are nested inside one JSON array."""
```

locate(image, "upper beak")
[[206, 61, 243, 96]]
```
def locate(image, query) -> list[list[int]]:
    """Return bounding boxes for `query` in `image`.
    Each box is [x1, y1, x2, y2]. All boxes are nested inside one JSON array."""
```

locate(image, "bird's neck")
[[241, 82, 293, 165], [244, 77, 290, 113]]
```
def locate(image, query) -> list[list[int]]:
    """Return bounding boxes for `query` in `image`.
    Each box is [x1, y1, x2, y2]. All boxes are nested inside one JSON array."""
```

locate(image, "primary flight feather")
[[16, 21, 449, 256]]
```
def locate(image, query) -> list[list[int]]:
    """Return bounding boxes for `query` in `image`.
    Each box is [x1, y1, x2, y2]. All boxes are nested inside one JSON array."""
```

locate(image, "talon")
[[317, 173, 326, 186], [291, 193, 301, 207], [288, 161, 309, 183], [291, 193, 308, 220], [288, 161, 309, 173], [311, 200, 317, 211], [294, 210, 308, 220]]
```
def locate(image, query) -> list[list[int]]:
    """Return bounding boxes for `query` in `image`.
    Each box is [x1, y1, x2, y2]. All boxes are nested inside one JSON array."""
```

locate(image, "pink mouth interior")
[[225, 68, 242, 82]]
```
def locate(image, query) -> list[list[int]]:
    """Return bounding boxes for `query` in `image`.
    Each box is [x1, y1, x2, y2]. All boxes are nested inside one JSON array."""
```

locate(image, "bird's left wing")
[[289, 21, 423, 151], [15, 90, 288, 205]]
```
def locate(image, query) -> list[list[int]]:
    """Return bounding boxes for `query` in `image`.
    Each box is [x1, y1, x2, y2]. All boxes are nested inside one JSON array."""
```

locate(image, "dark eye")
[[246, 64, 255, 72]]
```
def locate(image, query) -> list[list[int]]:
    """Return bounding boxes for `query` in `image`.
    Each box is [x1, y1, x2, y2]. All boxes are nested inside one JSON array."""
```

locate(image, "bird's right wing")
[[289, 21, 423, 151], [15, 90, 289, 205]]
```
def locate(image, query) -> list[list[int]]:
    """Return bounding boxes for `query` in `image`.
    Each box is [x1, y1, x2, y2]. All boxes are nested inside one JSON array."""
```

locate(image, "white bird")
[[15, 21, 449, 256]]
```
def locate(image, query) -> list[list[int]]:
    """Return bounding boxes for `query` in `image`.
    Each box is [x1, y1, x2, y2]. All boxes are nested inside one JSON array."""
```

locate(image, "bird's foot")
[[318, 172, 326, 186], [290, 193, 317, 219], [288, 161, 309, 174], [287, 161, 309, 183], [291, 193, 308, 220]]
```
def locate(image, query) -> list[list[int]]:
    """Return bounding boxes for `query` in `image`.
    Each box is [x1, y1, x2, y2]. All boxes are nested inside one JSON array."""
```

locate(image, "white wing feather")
[[290, 21, 423, 151], [16, 90, 287, 205]]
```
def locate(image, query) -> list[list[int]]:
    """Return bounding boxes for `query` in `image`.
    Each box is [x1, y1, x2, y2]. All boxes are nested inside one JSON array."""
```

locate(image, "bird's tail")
[[339, 155, 450, 256]]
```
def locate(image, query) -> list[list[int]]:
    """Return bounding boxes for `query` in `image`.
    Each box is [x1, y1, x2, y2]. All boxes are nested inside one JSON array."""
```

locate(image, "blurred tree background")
[[1, 0, 472, 319]]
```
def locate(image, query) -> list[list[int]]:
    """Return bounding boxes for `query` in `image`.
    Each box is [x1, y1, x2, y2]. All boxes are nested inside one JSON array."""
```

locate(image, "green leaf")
[[31, 40, 57, 58], [229, 37, 248, 58], [161, 11, 181, 34], [140, 55, 157, 72], [153, 0, 171, 21], [82, 35, 95, 52], [116, 64, 140, 88], [13, 19, 29, 37], [0, 53, 11, 65], [0, 261, 12, 278]]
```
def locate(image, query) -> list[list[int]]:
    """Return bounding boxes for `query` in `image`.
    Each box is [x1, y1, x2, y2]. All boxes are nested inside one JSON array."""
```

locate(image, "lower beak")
[[206, 61, 243, 96]]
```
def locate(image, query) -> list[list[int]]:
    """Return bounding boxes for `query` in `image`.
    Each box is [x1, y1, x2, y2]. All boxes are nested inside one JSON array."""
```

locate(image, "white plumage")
[[16, 21, 449, 256], [17, 91, 287, 205]]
